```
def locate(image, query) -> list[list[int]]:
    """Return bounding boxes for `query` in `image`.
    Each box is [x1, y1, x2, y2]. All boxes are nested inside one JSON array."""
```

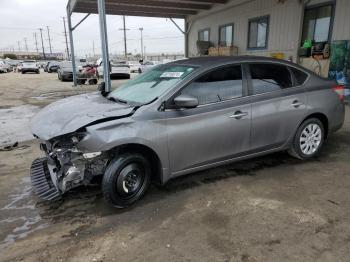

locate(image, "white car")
[[96, 58, 130, 79], [0, 61, 7, 73], [21, 60, 40, 74], [127, 61, 141, 73], [138, 61, 161, 73]]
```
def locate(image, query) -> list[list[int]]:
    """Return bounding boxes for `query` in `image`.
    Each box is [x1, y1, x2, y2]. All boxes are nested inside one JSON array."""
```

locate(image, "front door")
[[165, 64, 252, 174]]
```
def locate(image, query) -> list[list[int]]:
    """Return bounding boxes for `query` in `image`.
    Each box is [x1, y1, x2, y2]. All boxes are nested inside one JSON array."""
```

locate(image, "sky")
[[0, 0, 185, 57]]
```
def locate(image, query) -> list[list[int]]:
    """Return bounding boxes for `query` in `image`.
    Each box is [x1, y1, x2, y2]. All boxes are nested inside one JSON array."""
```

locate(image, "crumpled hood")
[[31, 92, 134, 140]]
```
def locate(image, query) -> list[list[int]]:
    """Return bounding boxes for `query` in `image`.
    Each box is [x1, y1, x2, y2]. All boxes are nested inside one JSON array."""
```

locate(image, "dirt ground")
[[0, 71, 350, 262]]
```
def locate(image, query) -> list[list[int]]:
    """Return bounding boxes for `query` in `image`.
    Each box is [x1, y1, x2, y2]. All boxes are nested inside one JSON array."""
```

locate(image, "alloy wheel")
[[299, 123, 322, 155]]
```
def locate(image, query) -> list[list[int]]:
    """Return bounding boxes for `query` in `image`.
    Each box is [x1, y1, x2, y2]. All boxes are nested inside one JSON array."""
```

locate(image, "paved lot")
[[0, 71, 350, 262]]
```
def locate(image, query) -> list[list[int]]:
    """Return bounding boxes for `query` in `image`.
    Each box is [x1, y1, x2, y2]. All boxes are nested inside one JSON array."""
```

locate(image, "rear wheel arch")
[[302, 113, 329, 139], [108, 143, 163, 185]]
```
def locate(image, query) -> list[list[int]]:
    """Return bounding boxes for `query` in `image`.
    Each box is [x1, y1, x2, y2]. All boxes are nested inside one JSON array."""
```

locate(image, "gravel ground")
[[0, 70, 350, 262]]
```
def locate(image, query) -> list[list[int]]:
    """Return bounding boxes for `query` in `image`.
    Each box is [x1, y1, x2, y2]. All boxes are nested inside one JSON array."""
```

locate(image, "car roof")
[[168, 56, 306, 70]]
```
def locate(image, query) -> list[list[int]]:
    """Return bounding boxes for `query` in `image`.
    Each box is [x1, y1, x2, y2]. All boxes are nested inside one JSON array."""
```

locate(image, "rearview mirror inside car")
[[174, 94, 199, 109]]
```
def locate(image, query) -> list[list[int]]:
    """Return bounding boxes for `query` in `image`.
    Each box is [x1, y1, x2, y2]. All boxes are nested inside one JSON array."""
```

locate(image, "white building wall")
[[187, 0, 304, 60], [332, 0, 350, 41]]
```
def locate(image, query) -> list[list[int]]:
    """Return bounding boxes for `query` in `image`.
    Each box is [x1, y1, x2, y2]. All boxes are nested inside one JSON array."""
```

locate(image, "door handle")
[[292, 100, 304, 108], [229, 111, 248, 119]]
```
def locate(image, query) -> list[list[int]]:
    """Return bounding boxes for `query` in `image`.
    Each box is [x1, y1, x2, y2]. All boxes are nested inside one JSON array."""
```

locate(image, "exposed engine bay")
[[31, 132, 109, 200]]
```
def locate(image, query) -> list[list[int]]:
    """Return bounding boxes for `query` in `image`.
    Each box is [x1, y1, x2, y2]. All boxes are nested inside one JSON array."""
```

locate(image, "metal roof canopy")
[[66, 0, 228, 90]]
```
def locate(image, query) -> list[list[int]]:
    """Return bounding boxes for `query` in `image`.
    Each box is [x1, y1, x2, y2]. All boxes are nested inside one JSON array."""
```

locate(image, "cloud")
[[0, 0, 184, 57]]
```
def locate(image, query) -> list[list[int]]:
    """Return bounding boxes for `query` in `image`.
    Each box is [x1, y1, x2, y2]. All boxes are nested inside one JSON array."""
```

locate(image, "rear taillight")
[[332, 85, 345, 103]]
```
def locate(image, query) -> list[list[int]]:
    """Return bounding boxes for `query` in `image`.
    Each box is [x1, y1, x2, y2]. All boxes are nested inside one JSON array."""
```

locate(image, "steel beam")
[[71, 13, 91, 31], [66, 5, 77, 86], [97, 0, 111, 92]]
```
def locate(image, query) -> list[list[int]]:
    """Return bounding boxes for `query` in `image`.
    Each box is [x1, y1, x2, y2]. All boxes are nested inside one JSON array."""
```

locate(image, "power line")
[[119, 15, 130, 59], [62, 17, 70, 59], [39, 28, 46, 59], [24, 38, 29, 52], [46, 26, 53, 54], [33, 33, 39, 53]]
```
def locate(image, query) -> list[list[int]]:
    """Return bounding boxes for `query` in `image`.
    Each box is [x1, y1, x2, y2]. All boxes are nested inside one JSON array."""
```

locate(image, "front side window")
[[219, 24, 234, 47], [181, 65, 243, 105], [108, 65, 196, 105], [302, 4, 333, 43], [249, 64, 292, 95], [198, 29, 210, 41], [248, 16, 269, 49]]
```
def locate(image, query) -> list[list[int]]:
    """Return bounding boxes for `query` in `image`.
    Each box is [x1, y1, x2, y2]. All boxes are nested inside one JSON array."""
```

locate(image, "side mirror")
[[174, 94, 199, 109]]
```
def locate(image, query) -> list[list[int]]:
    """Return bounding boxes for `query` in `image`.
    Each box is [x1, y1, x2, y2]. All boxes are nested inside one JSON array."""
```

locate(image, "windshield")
[[108, 64, 196, 104], [60, 61, 72, 68]]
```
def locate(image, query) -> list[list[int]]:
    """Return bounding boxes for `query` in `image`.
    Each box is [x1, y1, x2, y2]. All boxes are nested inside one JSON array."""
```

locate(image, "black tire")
[[288, 118, 325, 160], [37, 70, 40, 74], [138, 68, 142, 74], [77, 79, 86, 85], [102, 153, 151, 208], [21, 71, 25, 74]]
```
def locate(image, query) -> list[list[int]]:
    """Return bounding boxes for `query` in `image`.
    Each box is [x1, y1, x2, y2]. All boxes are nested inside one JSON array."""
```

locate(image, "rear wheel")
[[102, 153, 151, 208], [288, 118, 324, 159]]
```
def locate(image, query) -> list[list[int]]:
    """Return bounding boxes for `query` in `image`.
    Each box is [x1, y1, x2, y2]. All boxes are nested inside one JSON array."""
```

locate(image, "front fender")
[[77, 118, 170, 177]]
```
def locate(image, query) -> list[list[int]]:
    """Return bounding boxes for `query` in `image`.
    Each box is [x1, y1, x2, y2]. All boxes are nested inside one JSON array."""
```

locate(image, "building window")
[[248, 16, 269, 49], [301, 4, 333, 44], [219, 24, 234, 47], [198, 29, 210, 41]]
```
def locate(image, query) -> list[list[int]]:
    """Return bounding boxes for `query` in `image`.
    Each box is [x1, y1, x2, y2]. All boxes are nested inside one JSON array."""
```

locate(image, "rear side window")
[[290, 67, 308, 86], [182, 65, 243, 105], [249, 63, 292, 95]]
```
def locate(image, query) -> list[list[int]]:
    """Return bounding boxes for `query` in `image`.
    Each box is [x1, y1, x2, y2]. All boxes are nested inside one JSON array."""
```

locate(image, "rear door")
[[246, 63, 308, 151]]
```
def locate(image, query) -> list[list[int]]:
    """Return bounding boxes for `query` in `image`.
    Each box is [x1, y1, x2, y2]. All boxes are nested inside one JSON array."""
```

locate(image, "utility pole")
[[33, 33, 39, 53], [119, 16, 129, 59], [62, 17, 70, 59], [139, 27, 144, 59], [24, 38, 28, 52], [46, 26, 53, 54], [39, 28, 46, 59], [17, 41, 21, 52]]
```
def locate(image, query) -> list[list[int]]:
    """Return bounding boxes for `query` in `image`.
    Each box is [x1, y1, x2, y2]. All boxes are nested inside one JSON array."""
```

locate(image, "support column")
[[97, 0, 111, 92], [66, 6, 77, 86]]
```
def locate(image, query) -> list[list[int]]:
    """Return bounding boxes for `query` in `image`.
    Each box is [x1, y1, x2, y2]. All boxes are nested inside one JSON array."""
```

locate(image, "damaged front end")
[[30, 132, 108, 201]]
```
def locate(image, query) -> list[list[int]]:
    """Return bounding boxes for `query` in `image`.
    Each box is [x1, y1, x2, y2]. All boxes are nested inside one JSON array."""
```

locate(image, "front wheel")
[[102, 153, 151, 208], [288, 118, 324, 160]]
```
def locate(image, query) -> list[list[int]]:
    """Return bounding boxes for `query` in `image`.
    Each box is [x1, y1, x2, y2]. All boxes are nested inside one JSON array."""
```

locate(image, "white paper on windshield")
[[160, 72, 184, 78]]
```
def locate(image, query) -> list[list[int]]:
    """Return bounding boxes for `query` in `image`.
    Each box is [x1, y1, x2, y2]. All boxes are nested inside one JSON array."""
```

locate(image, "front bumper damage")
[[30, 139, 108, 201], [30, 158, 61, 201]]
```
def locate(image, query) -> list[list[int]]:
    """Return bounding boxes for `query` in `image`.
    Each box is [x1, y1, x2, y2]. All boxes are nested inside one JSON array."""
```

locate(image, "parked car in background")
[[29, 56, 345, 208], [44, 61, 50, 72], [138, 60, 161, 73], [0, 60, 13, 72], [0, 61, 7, 73], [16, 62, 23, 72], [47, 61, 60, 73], [57, 61, 74, 81], [96, 58, 130, 79], [21, 60, 40, 74], [127, 61, 141, 73], [57, 61, 84, 81]]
